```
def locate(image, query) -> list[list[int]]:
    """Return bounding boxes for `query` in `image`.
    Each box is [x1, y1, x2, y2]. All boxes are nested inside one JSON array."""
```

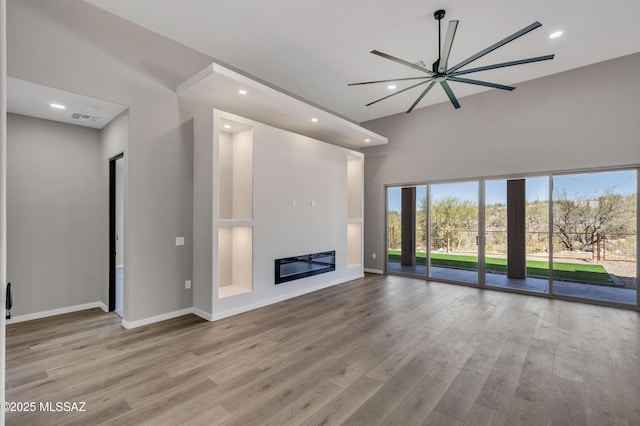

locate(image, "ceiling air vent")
[[71, 113, 82, 119]]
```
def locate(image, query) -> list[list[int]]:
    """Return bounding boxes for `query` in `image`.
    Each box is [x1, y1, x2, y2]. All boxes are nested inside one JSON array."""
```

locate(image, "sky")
[[388, 170, 637, 212]]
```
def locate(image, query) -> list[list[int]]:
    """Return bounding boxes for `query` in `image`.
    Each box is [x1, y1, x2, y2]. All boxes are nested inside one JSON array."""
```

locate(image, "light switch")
[[311, 200, 316, 207], [292, 200, 296, 207], [175, 237, 185, 246]]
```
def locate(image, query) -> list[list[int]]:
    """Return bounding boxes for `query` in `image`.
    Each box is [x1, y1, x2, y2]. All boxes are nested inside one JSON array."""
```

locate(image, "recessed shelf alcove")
[[347, 154, 363, 268], [218, 226, 253, 298]]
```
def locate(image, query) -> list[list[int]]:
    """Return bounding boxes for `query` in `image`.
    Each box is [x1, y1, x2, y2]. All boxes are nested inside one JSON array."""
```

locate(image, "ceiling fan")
[[349, 9, 555, 113]]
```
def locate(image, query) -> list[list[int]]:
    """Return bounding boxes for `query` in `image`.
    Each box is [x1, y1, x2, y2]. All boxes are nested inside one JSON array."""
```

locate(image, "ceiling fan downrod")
[[433, 9, 446, 73]]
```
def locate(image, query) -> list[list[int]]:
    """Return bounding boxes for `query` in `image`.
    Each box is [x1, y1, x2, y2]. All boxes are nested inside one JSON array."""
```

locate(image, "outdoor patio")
[[387, 262, 637, 305]]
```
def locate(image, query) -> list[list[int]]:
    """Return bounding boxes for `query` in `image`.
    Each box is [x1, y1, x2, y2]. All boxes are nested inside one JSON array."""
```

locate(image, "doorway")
[[109, 153, 124, 315]]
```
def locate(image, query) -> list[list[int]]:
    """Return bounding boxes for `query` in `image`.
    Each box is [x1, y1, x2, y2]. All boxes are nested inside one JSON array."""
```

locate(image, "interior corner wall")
[[360, 52, 640, 272], [7, 1, 212, 322], [100, 109, 129, 310], [7, 113, 103, 315]]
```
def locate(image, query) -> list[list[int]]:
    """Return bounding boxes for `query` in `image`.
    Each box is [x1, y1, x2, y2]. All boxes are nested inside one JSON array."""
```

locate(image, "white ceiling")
[[178, 63, 387, 149], [84, 0, 640, 123], [7, 78, 128, 130]]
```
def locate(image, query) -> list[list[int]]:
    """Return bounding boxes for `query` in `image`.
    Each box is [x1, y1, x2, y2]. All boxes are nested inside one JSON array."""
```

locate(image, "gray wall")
[[361, 52, 640, 272], [7, 1, 212, 322], [7, 113, 102, 315]]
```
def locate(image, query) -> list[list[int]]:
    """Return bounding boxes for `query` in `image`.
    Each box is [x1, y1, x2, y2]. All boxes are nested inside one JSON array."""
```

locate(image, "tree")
[[387, 210, 401, 249], [553, 190, 635, 252], [417, 197, 427, 251], [430, 197, 478, 251]]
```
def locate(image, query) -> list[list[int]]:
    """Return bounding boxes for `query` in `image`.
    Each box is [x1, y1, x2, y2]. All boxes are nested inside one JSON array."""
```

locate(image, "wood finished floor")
[[6, 274, 640, 425]]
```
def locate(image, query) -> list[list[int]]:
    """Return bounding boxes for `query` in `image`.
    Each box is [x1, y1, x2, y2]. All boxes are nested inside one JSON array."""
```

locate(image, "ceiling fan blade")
[[371, 50, 434, 75], [438, 20, 459, 73], [448, 76, 515, 91], [348, 76, 431, 86], [366, 79, 433, 106], [440, 81, 460, 109], [449, 54, 555, 77], [447, 22, 542, 74], [407, 80, 438, 113]]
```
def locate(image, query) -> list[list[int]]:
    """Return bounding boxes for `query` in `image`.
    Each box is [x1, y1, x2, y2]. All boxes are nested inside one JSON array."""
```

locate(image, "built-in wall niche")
[[218, 226, 253, 298], [219, 119, 253, 221], [347, 154, 363, 268], [347, 223, 362, 267], [347, 155, 363, 219]]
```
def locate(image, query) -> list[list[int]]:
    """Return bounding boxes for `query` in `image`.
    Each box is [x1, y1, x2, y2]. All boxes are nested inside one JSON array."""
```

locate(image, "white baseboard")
[[121, 308, 194, 329], [9, 274, 366, 329], [191, 307, 213, 321], [139, 273, 365, 325], [207, 273, 363, 322], [364, 268, 384, 274], [7, 301, 108, 324]]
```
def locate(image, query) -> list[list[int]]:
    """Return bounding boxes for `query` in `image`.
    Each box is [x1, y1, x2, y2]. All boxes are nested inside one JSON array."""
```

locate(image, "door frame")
[[108, 153, 124, 312]]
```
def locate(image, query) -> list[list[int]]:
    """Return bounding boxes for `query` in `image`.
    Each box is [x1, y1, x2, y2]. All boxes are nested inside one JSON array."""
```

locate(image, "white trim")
[[7, 301, 108, 324], [121, 308, 193, 329], [191, 307, 214, 321], [364, 268, 384, 274], [182, 274, 365, 324], [14, 275, 368, 329], [207, 274, 362, 322]]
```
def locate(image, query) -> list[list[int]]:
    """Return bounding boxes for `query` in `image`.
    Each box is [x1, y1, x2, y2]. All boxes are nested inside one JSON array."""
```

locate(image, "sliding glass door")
[[386, 185, 427, 277], [552, 170, 637, 305], [429, 181, 479, 284], [385, 168, 637, 309], [484, 178, 549, 294]]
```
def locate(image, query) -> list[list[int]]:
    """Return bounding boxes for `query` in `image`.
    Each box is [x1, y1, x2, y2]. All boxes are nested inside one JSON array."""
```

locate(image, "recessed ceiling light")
[[238, 89, 247, 95], [364, 139, 371, 143], [387, 85, 397, 90], [549, 31, 563, 39], [50, 103, 66, 109], [223, 124, 231, 129], [311, 118, 318, 122]]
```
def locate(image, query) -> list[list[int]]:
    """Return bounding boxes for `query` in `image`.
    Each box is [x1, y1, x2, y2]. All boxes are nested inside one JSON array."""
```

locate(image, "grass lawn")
[[387, 251, 613, 284]]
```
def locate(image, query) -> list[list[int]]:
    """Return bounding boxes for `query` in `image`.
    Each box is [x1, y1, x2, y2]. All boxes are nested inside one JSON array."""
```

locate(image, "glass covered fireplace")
[[274, 250, 336, 284]]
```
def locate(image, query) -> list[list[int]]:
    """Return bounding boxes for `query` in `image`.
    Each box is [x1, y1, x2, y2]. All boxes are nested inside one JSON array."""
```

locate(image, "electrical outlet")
[[185, 280, 191, 289], [372, 253, 376, 259]]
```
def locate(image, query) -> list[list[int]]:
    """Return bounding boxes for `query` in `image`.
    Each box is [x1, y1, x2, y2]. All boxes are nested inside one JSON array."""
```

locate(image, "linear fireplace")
[[275, 250, 336, 284]]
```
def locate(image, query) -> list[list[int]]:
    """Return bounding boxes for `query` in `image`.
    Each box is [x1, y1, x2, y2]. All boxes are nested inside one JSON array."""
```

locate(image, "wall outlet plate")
[[176, 237, 185, 246], [185, 280, 191, 289]]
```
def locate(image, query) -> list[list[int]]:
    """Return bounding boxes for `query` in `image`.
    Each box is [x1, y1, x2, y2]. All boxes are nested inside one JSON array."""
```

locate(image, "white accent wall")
[[193, 110, 364, 319], [360, 52, 640, 272]]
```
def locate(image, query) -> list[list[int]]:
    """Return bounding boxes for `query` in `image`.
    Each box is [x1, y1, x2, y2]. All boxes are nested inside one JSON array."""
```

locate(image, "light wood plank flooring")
[[6, 274, 640, 425]]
